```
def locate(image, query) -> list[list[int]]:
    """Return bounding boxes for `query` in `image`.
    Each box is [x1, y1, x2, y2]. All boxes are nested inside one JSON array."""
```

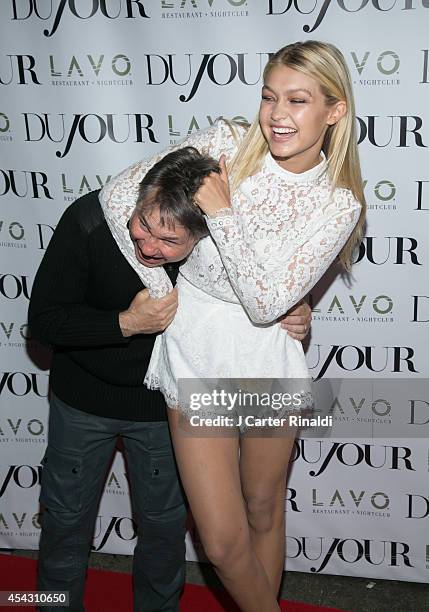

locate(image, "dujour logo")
[[0, 464, 42, 497], [92, 515, 136, 551], [286, 536, 413, 573], [267, 0, 428, 33], [406, 494, 429, 519], [308, 344, 418, 380], [411, 296, 429, 323], [0, 371, 49, 397], [357, 116, 427, 147], [0, 54, 40, 85], [291, 440, 414, 477], [0, 275, 32, 300], [23, 113, 158, 158], [145, 52, 271, 102], [354, 237, 422, 266], [0, 169, 52, 199], [415, 180, 429, 210], [10, 0, 149, 37]]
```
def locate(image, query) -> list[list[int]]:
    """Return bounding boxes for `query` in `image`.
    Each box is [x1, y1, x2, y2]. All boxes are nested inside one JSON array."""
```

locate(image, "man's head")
[[129, 147, 220, 267]]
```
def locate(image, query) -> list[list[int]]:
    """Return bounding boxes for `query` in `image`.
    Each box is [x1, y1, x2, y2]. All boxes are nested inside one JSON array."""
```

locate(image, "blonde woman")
[[101, 41, 365, 611]]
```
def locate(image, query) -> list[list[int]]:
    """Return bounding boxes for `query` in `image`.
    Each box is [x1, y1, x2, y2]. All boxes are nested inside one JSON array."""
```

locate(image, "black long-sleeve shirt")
[[28, 190, 179, 421]]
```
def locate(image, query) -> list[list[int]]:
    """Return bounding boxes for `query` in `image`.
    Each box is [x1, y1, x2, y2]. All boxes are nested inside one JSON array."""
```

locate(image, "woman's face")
[[259, 64, 344, 173]]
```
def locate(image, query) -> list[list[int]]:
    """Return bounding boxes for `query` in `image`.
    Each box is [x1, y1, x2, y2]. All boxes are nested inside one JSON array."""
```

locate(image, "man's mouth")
[[136, 245, 164, 264]]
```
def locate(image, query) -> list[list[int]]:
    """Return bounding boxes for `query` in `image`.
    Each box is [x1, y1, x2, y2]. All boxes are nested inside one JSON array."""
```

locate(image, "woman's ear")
[[327, 101, 347, 126]]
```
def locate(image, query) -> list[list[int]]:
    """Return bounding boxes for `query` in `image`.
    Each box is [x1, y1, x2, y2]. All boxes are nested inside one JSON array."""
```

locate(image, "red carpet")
[[0, 554, 346, 612]]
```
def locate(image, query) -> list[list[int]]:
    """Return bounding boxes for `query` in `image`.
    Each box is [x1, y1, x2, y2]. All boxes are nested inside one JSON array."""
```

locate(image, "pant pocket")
[[40, 446, 84, 514], [146, 453, 185, 514]]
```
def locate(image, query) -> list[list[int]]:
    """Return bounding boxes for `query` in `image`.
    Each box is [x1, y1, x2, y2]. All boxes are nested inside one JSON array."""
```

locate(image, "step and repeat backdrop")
[[1, 0, 428, 584]]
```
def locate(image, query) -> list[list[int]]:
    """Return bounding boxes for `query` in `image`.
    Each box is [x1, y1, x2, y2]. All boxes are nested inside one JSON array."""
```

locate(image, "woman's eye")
[[262, 95, 274, 101], [290, 99, 306, 104]]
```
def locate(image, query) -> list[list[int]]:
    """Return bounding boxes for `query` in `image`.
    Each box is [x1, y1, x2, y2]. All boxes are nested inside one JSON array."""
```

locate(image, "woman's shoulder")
[[215, 117, 249, 142], [195, 117, 249, 160]]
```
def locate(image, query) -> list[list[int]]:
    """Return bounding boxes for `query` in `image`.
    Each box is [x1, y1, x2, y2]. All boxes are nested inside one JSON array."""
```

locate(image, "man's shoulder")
[[66, 190, 106, 235]]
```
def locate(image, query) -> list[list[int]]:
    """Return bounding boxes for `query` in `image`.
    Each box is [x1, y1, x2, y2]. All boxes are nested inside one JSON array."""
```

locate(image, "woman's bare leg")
[[239, 428, 297, 596], [168, 409, 280, 612]]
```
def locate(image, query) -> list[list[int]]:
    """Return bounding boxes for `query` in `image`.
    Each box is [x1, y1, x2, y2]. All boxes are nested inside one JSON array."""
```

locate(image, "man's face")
[[129, 206, 197, 267]]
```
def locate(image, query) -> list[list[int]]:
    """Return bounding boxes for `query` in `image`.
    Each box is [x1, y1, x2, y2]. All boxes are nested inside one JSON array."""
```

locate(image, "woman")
[[101, 41, 365, 611]]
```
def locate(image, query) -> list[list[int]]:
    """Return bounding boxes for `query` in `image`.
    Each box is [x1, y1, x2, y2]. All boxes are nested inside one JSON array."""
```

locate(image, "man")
[[29, 148, 311, 612]]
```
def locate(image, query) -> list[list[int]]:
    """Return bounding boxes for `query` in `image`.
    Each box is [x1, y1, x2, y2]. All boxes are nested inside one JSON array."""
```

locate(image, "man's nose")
[[142, 235, 160, 255]]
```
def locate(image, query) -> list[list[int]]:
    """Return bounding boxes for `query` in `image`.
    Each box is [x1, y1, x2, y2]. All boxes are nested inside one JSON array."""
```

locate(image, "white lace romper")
[[99, 119, 361, 422]]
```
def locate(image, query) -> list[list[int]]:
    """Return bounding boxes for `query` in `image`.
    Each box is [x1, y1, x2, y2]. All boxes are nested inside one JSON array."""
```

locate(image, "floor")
[[10, 549, 429, 611]]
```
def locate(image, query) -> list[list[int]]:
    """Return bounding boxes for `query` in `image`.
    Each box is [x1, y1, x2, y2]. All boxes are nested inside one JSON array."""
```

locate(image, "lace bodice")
[[99, 119, 361, 324]]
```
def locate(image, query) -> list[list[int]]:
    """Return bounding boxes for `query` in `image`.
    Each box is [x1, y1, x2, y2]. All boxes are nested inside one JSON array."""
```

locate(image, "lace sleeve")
[[206, 196, 361, 324], [99, 119, 242, 298]]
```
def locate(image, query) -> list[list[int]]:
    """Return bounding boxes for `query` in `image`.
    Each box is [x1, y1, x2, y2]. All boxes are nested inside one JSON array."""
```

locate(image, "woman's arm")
[[205, 201, 361, 325], [99, 120, 242, 297]]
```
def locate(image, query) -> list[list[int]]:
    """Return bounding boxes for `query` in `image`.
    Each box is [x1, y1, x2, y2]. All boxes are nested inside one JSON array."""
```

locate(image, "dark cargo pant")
[[37, 394, 187, 612]]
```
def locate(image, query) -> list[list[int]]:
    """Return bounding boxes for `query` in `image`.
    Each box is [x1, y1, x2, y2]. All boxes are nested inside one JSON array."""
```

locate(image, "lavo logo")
[[0, 221, 25, 242], [267, 0, 428, 33], [0, 113, 11, 132], [0, 512, 41, 530], [291, 440, 414, 477], [10, 0, 149, 37], [49, 53, 131, 79], [312, 489, 390, 510], [332, 396, 391, 418], [145, 52, 271, 102], [92, 515, 136, 551], [0, 464, 42, 497], [351, 50, 400, 76], [0, 54, 40, 85], [0, 169, 52, 199], [308, 344, 418, 380], [61, 173, 112, 197], [0, 372, 49, 397], [357, 116, 427, 147], [0, 417, 44, 436], [23, 112, 158, 158], [286, 537, 412, 573], [311, 294, 393, 316], [0, 322, 30, 341], [163, 0, 247, 7], [363, 179, 396, 202]]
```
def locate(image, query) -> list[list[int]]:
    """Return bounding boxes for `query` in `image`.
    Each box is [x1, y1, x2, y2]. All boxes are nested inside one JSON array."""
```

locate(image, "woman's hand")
[[279, 300, 312, 340], [194, 155, 231, 217]]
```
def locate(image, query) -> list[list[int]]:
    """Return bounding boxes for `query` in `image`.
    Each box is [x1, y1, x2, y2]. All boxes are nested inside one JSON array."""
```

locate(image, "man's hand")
[[119, 288, 178, 337], [279, 300, 312, 341]]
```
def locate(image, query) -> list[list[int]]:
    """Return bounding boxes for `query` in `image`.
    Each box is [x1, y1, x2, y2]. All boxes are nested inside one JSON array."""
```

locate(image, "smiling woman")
[[100, 40, 366, 612]]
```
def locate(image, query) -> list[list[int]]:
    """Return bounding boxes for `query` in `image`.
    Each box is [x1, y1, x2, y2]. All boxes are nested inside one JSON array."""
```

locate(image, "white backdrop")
[[1, 0, 428, 584]]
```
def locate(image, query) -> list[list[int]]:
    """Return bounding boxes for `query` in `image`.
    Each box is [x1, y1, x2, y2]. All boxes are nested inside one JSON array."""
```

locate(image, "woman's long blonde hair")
[[228, 40, 366, 270]]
